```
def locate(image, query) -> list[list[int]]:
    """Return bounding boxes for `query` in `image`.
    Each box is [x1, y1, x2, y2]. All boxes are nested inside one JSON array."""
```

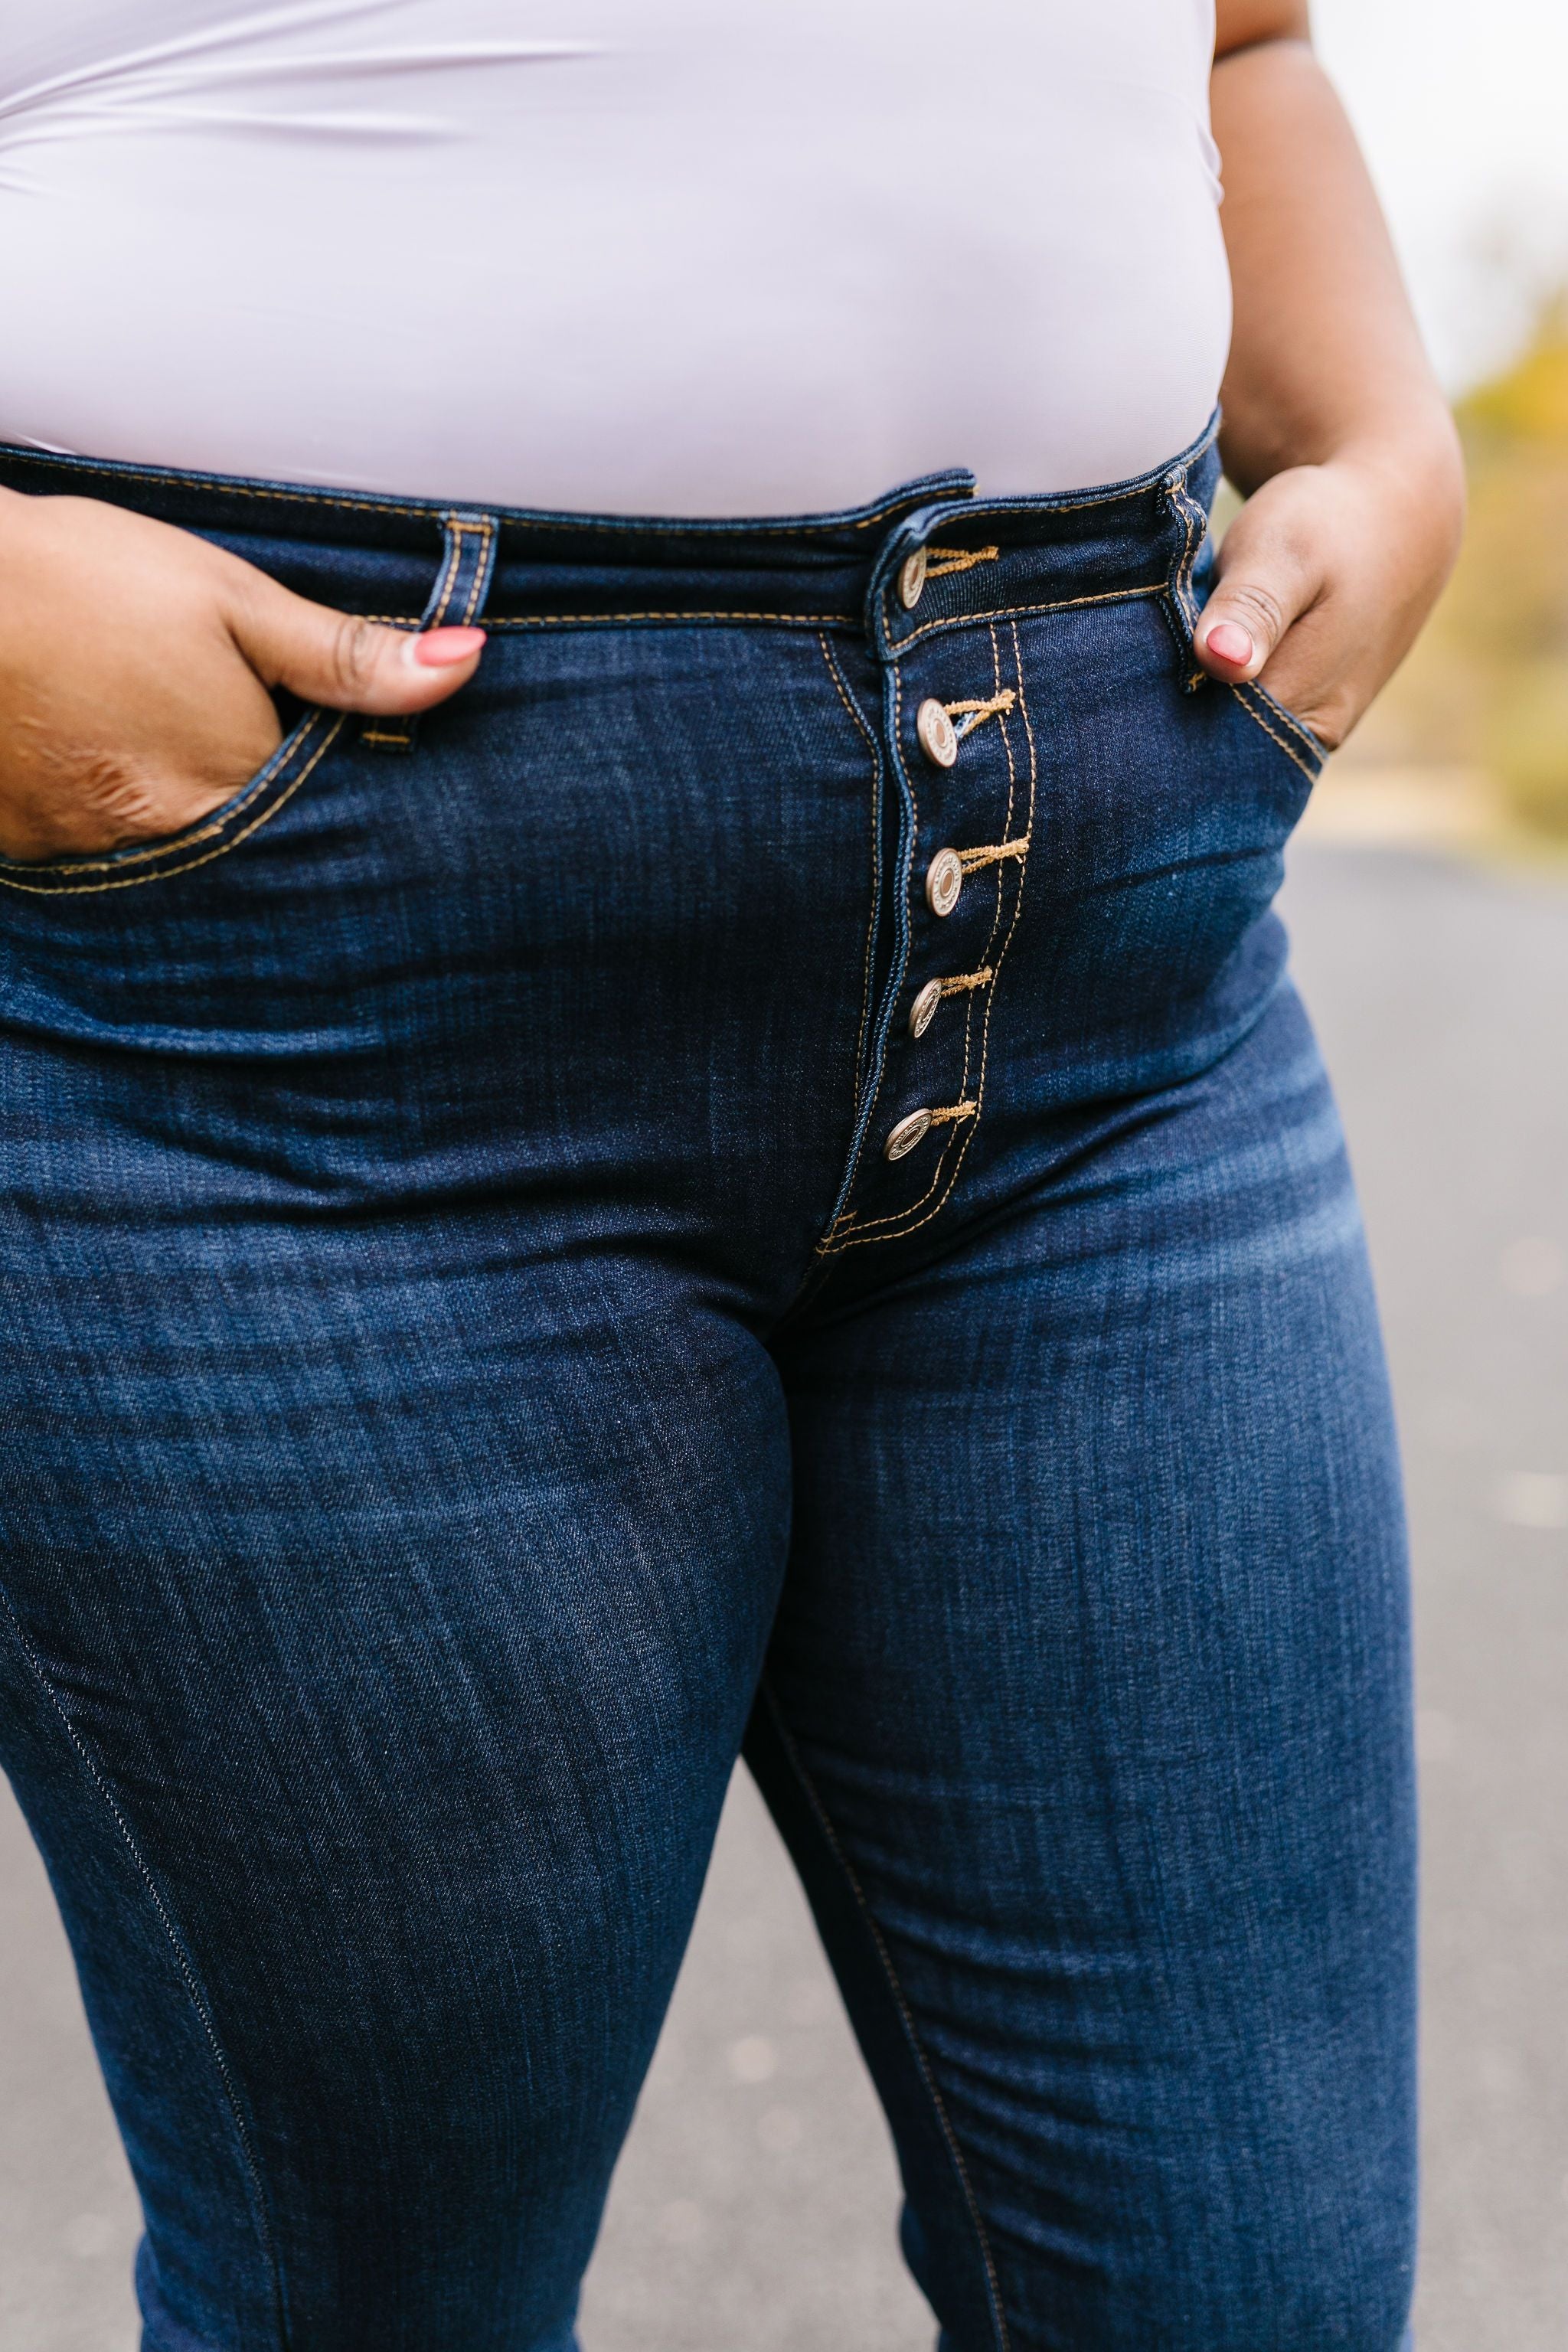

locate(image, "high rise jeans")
[[0, 421, 1416, 2351]]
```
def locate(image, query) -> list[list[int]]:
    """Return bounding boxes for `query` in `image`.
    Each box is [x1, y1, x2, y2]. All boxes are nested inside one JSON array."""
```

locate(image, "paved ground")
[[2, 840, 1566, 2351]]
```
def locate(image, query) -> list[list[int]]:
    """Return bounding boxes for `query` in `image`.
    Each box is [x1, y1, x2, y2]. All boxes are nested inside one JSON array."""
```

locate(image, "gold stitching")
[[1231, 684, 1321, 782], [924, 544, 1000, 579], [0, 711, 333, 880], [893, 581, 1166, 648], [834, 629, 1016, 1240], [939, 966, 993, 996], [0, 719, 346, 895], [827, 619, 1036, 1252], [0, 452, 944, 538], [818, 632, 883, 1098], [956, 837, 1029, 874]]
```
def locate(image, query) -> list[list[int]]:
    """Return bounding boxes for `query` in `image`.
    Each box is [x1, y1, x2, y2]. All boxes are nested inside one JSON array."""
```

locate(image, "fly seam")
[[830, 629, 1012, 1243], [826, 620, 1033, 1252], [924, 544, 999, 580], [818, 632, 884, 1096], [756, 1681, 1014, 2352], [821, 657, 912, 1220], [812, 660, 958, 1246]]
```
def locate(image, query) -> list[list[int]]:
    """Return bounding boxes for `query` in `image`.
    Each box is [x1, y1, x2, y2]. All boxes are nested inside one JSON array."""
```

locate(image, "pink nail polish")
[[414, 626, 486, 668], [1205, 621, 1254, 668]]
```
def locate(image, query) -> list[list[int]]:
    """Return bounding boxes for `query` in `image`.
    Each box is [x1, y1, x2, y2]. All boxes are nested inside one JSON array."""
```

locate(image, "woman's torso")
[[0, 0, 1230, 514]]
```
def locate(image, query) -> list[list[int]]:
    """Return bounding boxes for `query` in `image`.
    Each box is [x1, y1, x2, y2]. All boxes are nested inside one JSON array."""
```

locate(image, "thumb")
[[1191, 489, 1319, 686], [226, 572, 485, 714]]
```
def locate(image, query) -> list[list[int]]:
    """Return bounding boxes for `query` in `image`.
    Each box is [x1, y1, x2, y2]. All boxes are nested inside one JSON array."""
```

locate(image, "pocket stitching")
[[1230, 680, 1325, 782], [0, 711, 345, 896]]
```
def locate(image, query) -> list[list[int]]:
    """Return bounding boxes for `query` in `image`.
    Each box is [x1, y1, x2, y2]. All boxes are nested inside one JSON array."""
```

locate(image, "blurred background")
[[3, 2, 1566, 2346]]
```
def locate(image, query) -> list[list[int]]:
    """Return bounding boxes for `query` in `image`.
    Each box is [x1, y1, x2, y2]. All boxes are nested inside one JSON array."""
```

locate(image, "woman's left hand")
[[1191, 433, 1465, 753]]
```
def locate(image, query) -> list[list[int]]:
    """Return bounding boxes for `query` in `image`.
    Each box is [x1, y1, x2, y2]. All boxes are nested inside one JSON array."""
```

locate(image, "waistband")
[[0, 415, 1221, 652]]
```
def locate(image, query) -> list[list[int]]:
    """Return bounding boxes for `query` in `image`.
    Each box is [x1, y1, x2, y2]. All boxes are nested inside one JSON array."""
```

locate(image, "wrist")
[[1320, 413, 1467, 572]]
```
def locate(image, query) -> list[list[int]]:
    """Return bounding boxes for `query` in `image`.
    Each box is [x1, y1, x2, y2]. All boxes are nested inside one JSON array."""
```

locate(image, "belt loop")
[[1161, 466, 1211, 697], [360, 508, 500, 754]]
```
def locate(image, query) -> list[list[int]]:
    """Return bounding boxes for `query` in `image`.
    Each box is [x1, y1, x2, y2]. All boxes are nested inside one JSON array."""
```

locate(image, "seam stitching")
[[0, 710, 328, 880], [0, 1586, 286, 2344], [829, 626, 1016, 1241], [1231, 682, 1322, 781], [825, 618, 1035, 1250], [757, 1680, 1011, 2352], [891, 580, 1165, 651], [818, 634, 883, 1099], [0, 457, 955, 537], [0, 719, 345, 894], [816, 656, 911, 1236]]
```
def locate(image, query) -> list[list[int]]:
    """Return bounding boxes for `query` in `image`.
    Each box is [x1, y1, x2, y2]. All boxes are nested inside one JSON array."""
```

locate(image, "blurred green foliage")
[[1358, 310, 1568, 832]]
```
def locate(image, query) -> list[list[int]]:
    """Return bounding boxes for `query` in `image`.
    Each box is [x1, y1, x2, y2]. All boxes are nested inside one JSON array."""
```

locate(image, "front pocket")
[[0, 707, 345, 898], [1229, 674, 1328, 782]]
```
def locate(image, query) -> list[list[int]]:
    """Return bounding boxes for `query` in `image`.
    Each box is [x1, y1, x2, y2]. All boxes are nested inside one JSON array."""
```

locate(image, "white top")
[[0, 1, 1231, 517]]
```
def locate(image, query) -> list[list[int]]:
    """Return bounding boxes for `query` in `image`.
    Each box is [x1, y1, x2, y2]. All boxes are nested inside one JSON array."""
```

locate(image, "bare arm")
[[1197, 1, 1465, 746]]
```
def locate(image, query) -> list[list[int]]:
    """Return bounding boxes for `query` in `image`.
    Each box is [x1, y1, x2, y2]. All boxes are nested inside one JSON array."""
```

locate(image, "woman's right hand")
[[0, 486, 485, 863]]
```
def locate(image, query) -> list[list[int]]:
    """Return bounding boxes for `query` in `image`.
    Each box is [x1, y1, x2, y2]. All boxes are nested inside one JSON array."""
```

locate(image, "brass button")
[[898, 547, 928, 610], [916, 697, 958, 768], [925, 848, 963, 917], [909, 979, 942, 1039], [884, 1109, 933, 1161]]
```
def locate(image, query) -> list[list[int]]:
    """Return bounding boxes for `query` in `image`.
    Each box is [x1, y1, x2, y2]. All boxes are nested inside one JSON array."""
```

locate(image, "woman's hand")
[[1206, 10, 1465, 751], [0, 488, 485, 863], [1191, 431, 1465, 750]]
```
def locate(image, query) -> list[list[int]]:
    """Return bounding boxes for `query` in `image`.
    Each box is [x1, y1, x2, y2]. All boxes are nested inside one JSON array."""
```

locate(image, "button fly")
[[909, 978, 942, 1039], [898, 548, 928, 610], [916, 697, 958, 769], [925, 848, 963, 917], [884, 1109, 933, 1161]]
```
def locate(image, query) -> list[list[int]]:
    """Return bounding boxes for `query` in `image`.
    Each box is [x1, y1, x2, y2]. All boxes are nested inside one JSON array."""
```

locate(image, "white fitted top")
[[0, 1, 1231, 516]]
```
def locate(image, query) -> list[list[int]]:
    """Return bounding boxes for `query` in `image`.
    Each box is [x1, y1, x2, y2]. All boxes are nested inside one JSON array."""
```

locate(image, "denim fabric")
[[0, 423, 1415, 2352]]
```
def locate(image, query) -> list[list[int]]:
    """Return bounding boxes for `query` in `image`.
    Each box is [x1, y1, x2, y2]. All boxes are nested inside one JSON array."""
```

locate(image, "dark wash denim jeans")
[[0, 421, 1415, 2352]]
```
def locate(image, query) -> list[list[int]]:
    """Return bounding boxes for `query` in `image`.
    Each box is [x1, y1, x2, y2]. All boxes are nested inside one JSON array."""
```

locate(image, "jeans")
[[0, 421, 1416, 2352]]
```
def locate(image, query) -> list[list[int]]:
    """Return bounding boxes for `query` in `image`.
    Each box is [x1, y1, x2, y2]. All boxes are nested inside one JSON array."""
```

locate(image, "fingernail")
[[1204, 621, 1254, 668], [413, 626, 486, 668]]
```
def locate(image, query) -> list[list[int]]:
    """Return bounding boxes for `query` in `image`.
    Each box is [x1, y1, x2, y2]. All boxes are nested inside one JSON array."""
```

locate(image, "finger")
[[225, 572, 485, 714], [1191, 505, 1321, 687]]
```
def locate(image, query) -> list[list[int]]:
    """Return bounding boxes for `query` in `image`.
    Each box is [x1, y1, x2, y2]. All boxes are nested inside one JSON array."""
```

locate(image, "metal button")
[[925, 848, 964, 917], [909, 978, 942, 1039], [916, 697, 958, 769], [898, 547, 928, 610], [884, 1108, 933, 1161]]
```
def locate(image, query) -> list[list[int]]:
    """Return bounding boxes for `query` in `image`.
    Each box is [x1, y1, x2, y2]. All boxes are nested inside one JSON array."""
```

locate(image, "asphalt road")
[[2, 840, 1565, 2352]]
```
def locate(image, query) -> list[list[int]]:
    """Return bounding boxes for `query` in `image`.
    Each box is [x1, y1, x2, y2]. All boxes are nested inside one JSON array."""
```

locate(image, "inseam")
[[0, 1585, 288, 2347], [756, 1677, 1013, 2352]]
